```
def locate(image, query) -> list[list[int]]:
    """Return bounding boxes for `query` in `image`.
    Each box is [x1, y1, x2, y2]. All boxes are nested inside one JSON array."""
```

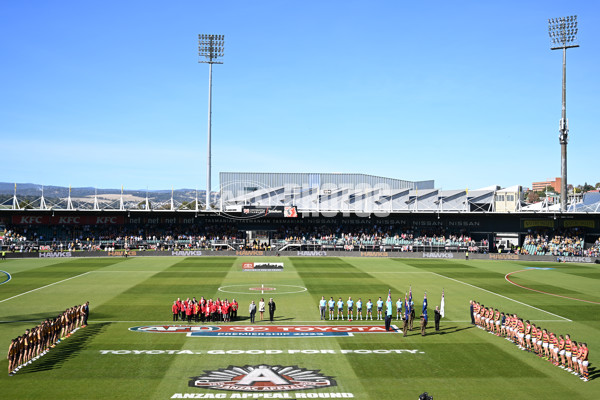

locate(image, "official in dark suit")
[[434, 306, 441, 331], [268, 298, 276, 322], [249, 301, 257, 323], [470, 300, 475, 325]]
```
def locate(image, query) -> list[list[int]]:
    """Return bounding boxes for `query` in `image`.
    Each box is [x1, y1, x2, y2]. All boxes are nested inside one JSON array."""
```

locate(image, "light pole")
[[548, 16, 578, 212], [198, 34, 224, 210]]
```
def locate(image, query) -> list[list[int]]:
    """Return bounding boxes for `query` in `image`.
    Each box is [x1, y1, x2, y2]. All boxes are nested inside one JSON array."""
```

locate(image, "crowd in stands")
[[521, 230, 588, 256], [272, 224, 486, 252], [2, 224, 599, 257]]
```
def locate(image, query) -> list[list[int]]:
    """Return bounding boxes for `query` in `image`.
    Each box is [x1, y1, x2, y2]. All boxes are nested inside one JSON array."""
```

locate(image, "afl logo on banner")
[[189, 365, 336, 392]]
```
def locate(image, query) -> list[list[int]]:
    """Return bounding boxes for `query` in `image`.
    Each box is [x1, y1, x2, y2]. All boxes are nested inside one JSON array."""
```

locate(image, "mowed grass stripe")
[[151, 257, 370, 398], [65, 258, 237, 398], [2, 257, 600, 400], [92, 257, 236, 322], [0, 258, 128, 301], [396, 259, 573, 321]]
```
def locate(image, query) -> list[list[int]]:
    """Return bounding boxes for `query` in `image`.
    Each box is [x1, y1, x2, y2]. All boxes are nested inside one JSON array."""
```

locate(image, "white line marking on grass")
[[505, 270, 600, 305], [0, 271, 91, 303], [0, 270, 12, 285], [428, 271, 572, 322]]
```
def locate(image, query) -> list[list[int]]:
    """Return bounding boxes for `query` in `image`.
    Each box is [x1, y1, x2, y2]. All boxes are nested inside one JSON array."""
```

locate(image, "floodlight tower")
[[548, 16, 578, 212], [198, 34, 224, 210]]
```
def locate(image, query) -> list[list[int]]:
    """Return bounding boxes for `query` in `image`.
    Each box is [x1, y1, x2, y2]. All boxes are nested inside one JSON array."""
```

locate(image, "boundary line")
[[0, 271, 91, 304], [0, 270, 11, 285], [505, 270, 600, 305], [428, 271, 572, 322]]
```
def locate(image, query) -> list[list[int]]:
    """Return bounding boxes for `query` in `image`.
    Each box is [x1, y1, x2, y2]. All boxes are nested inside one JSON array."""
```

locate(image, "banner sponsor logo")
[[107, 251, 137, 257], [242, 262, 254, 270], [558, 256, 593, 263], [39, 252, 72, 258], [247, 263, 284, 272], [129, 325, 400, 337], [489, 253, 519, 260], [296, 251, 327, 256], [284, 206, 298, 218], [236, 251, 264, 256], [172, 393, 354, 398], [422, 252, 454, 259], [14, 216, 49, 224], [172, 251, 203, 256], [563, 219, 595, 229], [100, 348, 422, 355], [188, 364, 336, 392], [522, 219, 555, 229], [12, 215, 125, 225], [360, 252, 388, 257]]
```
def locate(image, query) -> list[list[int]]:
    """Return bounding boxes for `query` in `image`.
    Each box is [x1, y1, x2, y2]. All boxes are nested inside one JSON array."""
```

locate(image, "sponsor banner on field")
[[188, 364, 335, 392], [360, 252, 389, 257], [558, 256, 593, 263], [129, 325, 400, 337], [236, 250, 264, 256], [172, 393, 353, 398], [296, 251, 327, 256], [172, 250, 203, 256], [249, 262, 284, 272], [100, 349, 422, 355], [489, 253, 519, 260], [39, 251, 72, 258], [422, 252, 454, 259]]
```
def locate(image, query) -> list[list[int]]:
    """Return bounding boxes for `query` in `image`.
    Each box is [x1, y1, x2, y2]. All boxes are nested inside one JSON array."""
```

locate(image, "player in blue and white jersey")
[[328, 297, 335, 320], [376, 297, 384, 320], [337, 298, 344, 320], [366, 299, 373, 320], [347, 297, 354, 321], [356, 298, 363, 320], [396, 298, 403, 320]]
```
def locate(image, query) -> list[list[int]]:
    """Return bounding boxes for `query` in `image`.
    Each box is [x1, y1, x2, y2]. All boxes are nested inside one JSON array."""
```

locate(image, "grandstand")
[[2, 173, 599, 214], [1, 173, 599, 260]]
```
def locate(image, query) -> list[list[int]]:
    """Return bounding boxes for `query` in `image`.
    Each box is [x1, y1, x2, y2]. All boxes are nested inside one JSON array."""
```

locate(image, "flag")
[[387, 288, 392, 303], [408, 286, 412, 307], [440, 290, 445, 318], [422, 292, 428, 313]]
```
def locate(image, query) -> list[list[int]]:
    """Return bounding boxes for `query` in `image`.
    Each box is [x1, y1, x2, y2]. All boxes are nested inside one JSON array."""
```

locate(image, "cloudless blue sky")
[[1, 1, 598, 191]]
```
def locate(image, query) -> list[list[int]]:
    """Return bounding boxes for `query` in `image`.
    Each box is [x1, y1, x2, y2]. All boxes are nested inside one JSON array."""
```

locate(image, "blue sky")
[[1, 1, 598, 191]]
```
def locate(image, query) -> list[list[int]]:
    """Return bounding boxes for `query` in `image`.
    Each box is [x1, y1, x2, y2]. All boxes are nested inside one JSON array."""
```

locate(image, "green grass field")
[[1, 256, 599, 399]]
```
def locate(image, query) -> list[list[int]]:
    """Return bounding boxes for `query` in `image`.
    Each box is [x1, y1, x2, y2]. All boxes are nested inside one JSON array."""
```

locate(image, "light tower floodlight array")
[[198, 34, 225, 210], [547, 16, 579, 212], [548, 16, 579, 49], [198, 34, 225, 64]]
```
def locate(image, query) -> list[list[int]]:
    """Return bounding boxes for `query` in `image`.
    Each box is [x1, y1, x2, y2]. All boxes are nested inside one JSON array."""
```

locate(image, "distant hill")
[[0, 183, 215, 208]]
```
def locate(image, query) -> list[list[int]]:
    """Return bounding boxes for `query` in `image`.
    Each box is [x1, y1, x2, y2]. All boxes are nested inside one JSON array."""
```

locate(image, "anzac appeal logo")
[[189, 365, 336, 392]]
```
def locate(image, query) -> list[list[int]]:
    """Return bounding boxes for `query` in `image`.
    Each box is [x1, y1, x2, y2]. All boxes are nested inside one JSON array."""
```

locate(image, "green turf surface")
[[1, 256, 598, 399]]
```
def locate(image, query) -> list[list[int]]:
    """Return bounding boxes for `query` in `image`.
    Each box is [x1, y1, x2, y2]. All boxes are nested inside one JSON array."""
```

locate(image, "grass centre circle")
[[218, 284, 308, 295]]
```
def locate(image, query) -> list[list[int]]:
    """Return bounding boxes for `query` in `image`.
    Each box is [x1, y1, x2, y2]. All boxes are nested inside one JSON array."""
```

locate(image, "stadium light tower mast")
[[198, 34, 224, 210], [548, 16, 578, 212]]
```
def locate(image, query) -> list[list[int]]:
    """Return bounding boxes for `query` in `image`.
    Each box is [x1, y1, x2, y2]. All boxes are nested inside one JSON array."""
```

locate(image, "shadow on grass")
[[588, 365, 599, 381], [432, 325, 474, 335], [19, 322, 110, 374], [0, 311, 65, 325]]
